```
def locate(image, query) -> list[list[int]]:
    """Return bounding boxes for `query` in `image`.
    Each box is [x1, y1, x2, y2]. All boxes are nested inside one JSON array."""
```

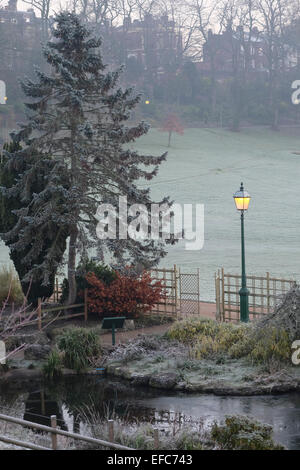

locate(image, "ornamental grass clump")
[[249, 327, 291, 364], [78, 404, 208, 450], [0, 266, 24, 305], [167, 318, 220, 344], [168, 318, 250, 360], [78, 406, 282, 450], [42, 350, 63, 380], [58, 328, 101, 373], [190, 323, 251, 360], [168, 317, 292, 365]]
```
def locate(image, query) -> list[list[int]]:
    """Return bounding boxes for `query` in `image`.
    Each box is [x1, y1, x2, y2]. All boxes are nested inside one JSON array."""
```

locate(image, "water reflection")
[[1, 377, 300, 449], [24, 390, 68, 431]]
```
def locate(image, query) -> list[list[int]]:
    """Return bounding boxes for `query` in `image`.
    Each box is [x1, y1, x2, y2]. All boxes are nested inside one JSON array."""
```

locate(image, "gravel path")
[[100, 302, 216, 345]]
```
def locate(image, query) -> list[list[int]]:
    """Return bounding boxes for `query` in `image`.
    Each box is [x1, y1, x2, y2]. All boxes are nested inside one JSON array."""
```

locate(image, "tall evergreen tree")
[[0, 141, 70, 304], [1, 12, 172, 304]]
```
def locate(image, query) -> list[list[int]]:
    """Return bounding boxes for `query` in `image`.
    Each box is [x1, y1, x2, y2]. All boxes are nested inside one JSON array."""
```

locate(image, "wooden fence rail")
[[0, 434, 50, 451], [38, 265, 201, 328], [149, 265, 201, 317], [215, 268, 296, 322], [36, 289, 88, 331], [0, 413, 134, 450]]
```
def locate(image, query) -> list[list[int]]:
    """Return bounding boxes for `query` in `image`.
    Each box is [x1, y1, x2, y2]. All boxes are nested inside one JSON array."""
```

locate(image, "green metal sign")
[[102, 317, 126, 345]]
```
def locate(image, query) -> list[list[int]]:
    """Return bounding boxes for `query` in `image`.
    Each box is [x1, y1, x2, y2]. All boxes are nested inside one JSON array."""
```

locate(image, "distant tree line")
[[2, 0, 300, 131]]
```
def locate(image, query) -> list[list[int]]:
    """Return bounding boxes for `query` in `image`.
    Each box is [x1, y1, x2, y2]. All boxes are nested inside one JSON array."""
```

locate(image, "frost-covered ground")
[[1, 127, 300, 301], [134, 127, 300, 300]]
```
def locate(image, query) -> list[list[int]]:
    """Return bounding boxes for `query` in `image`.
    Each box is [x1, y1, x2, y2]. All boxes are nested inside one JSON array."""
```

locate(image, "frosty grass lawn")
[[134, 127, 300, 300], [1, 127, 300, 301]]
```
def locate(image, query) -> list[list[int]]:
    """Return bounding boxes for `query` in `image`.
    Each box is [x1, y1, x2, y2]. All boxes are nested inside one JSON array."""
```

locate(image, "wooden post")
[[178, 267, 181, 318], [153, 428, 159, 449], [38, 298, 42, 331], [235, 276, 239, 320], [266, 272, 270, 314], [228, 275, 231, 323], [55, 278, 59, 302], [108, 420, 114, 442], [252, 276, 256, 319], [40, 390, 45, 415], [215, 272, 220, 322], [197, 268, 200, 315], [51, 415, 57, 450], [221, 268, 225, 322], [163, 268, 167, 315], [174, 265, 178, 318], [84, 289, 88, 323]]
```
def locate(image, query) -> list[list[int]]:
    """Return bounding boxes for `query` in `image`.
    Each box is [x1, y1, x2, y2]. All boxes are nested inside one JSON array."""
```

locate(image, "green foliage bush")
[[168, 317, 291, 364], [42, 350, 63, 380], [0, 265, 24, 304], [60, 260, 117, 303], [58, 327, 101, 372], [211, 415, 284, 450]]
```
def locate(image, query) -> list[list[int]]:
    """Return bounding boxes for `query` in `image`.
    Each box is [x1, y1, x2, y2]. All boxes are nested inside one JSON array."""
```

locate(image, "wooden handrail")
[[0, 413, 134, 450], [0, 434, 50, 450], [42, 303, 84, 313]]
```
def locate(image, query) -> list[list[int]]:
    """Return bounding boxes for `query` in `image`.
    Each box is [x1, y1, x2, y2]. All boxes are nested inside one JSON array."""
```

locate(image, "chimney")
[[123, 16, 131, 29], [8, 0, 17, 11]]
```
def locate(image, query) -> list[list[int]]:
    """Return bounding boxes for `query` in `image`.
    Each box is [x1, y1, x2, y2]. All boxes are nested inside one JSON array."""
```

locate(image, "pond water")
[[1, 376, 300, 450]]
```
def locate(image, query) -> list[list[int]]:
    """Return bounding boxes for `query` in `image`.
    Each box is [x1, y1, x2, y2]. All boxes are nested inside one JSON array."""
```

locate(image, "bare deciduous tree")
[[188, 0, 220, 118], [256, 0, 294, 129], [22, 0, 54, 38]]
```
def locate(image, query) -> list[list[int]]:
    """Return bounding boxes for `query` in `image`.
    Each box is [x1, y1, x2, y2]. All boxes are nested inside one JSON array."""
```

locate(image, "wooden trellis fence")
[[178, 268, 201, 316], [215, 268, 296, 322], [149, 266, 178, 316], [48, 266, 201, 319], [149, 266, 200, 317]]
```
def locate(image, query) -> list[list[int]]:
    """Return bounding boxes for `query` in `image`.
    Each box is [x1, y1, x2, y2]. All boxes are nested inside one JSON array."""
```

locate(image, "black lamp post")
[[233, 182, 251, 323]]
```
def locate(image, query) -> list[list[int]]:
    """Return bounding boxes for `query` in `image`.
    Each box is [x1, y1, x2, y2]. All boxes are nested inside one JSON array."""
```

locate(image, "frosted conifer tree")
[[1, 12, 173, 304], [0, 141, 69, 304]]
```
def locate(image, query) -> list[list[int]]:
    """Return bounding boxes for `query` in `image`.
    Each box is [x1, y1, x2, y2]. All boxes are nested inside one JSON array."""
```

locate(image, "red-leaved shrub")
[[85, 271, 164, 318]]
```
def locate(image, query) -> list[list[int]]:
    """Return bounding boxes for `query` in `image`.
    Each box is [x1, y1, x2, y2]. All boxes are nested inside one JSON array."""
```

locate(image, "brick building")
[[196, 25, 298, 79], [0, 3, 183, 102], [112, 14, 183, 81], [196, 27, 268, 78], [0, 0, 42, 104]]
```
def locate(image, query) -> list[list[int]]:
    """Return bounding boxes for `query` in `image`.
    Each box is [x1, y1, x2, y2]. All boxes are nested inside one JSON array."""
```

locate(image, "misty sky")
[[18, 0, 65, 15]]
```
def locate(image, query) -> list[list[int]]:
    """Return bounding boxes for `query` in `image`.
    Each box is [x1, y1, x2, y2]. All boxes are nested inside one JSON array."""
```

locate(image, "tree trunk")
[[168, 131, 172, 147], [271, 106, 279, 131], [67, 125, 78, 305], [67, 226, 78, 305], [209, 52, 217, 122], [231, 79, 241, 132]]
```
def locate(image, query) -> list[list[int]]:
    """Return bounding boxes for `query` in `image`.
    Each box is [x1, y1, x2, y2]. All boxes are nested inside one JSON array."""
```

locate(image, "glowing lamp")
[[233, 182, 251, 211], [145, 100, 150, 104]]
